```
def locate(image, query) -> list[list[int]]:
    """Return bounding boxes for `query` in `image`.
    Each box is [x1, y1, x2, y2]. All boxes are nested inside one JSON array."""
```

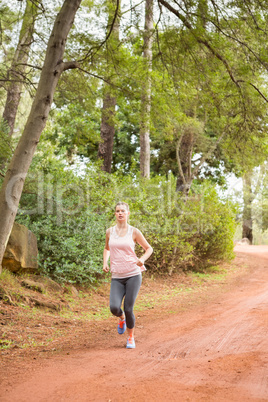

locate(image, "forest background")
[[0, 0, 268, 285]]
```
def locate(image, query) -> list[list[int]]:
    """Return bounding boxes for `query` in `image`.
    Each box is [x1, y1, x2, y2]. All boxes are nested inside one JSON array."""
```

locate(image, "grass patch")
[[189, 265, 228, 284], [0, 269, 20, 288], [0, 338, 14, 350]]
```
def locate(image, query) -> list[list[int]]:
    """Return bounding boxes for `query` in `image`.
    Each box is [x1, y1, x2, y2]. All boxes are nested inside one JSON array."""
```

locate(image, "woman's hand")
[[103, 264, 110, 273], [103, 246, 110, 273], [136, 258, 145, 267]]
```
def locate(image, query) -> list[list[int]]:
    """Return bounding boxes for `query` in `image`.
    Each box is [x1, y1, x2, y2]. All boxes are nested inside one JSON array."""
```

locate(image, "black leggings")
[[110, 274, 142, 329]]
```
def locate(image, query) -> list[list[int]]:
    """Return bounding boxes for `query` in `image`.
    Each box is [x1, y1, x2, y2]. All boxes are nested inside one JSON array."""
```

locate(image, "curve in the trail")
[[1, 246, 268, 402]]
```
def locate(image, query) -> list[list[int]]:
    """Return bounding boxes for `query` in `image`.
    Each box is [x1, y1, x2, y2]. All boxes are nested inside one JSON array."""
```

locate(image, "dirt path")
[[1, 245, 268, 402]]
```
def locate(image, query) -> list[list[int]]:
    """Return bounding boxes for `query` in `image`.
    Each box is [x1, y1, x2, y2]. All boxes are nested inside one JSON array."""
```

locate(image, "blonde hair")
[[115, 202, 130, 211]]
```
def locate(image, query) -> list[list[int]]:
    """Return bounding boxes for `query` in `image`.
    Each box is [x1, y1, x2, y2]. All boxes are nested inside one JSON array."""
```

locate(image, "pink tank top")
[[109, 225, 146, 279]]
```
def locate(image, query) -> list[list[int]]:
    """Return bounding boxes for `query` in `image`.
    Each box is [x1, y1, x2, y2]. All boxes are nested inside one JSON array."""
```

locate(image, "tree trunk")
[[0, 0, 81, 273], [98, 0, 121, 173], [2, 0, 37, 137], [176, 131, 194, 194], [98, 91, 117, 173], [175, 125, 226, 196], [242, 172, 253, 244], [140, 0, 153, 178]]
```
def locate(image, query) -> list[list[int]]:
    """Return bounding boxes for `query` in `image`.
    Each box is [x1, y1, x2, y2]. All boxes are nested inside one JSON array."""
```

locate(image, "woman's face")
[[115, 205, 130, 222]]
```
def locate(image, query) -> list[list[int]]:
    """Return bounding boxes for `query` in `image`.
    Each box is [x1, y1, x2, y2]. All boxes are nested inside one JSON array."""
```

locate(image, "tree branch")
[[238, 80, 268, 103], [159, 0, 268, 104], [203, 15, 268, 71], [175, 135, 187, 186], [158, 0, 240, 88], [78, 0, 120, 63], [78, 67, 118, 87], [188, 135, 193, 180], [62, 61, 80, 71], [77, 67, 133, 97], [29, 0, 45, 13], [192, 131, 226, 178], [16, 63, 42, 71]]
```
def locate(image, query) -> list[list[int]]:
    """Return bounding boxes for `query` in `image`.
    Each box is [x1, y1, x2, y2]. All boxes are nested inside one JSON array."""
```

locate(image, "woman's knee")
[[110, 304, 121, 317]]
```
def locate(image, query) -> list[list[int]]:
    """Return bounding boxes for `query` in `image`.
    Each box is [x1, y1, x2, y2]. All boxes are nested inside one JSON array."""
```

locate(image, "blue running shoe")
[[117, 318, 126, 335], [126, 337, 135, 349]]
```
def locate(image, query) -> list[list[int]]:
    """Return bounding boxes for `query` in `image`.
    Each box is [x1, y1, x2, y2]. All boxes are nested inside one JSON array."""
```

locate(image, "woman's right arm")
[[103, 228, 110, 273]]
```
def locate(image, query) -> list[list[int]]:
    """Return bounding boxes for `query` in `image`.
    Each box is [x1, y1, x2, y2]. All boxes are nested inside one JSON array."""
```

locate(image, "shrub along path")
[[1, 245, 268, 401]]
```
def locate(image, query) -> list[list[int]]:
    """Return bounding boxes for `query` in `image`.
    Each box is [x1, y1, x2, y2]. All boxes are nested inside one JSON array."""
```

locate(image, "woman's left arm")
[[134, 229, 153, 267]]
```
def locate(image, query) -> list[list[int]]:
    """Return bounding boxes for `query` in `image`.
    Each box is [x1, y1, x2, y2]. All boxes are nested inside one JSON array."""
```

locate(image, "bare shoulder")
[[132, 227, 151, 250], [106, 227, 113, 236], [132, 227, 141, 234], [132, 227, 143, 239], [105, 227, 112, 249]]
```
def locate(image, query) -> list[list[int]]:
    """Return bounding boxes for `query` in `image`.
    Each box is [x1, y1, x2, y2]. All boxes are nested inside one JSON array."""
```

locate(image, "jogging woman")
[[103, 202, 153, 349]]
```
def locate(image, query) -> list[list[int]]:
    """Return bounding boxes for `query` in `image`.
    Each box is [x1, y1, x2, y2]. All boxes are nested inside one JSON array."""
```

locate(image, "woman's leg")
[[109, 279, 125, 318], [124, 274, 142, 337]]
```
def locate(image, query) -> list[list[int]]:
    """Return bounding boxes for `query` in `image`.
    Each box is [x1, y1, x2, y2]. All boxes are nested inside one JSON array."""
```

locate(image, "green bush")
[[120, 177, 236, 274], [17, 211, 109, 284], [17, 163, 236, 283], [183, 183, 236, 269]]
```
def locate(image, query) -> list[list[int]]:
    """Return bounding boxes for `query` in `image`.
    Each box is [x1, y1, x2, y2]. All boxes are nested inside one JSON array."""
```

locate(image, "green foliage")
[[46, 102, 100, 161], [18, 212, 108, 284], [123, 177, 237, 274], [187, 184, 236, 266], [0, 268, 18, 287], [3, 0, 260, 284], [17, 157, 236, 283], [16, 146, 109, 284]]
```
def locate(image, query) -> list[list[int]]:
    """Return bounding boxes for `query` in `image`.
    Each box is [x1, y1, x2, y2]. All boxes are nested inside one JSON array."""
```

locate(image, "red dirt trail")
[[1, 245, 268, 402]]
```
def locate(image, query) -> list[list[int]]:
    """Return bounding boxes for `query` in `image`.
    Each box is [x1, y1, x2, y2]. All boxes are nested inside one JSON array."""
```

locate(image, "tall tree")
[[140, 0, 153, 178], [2, 0, 38, 137], [0, 0, 82, 274], [98, 0, 121, 173], [242, 172, 253, 243], [242, 165, 267, 244]]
